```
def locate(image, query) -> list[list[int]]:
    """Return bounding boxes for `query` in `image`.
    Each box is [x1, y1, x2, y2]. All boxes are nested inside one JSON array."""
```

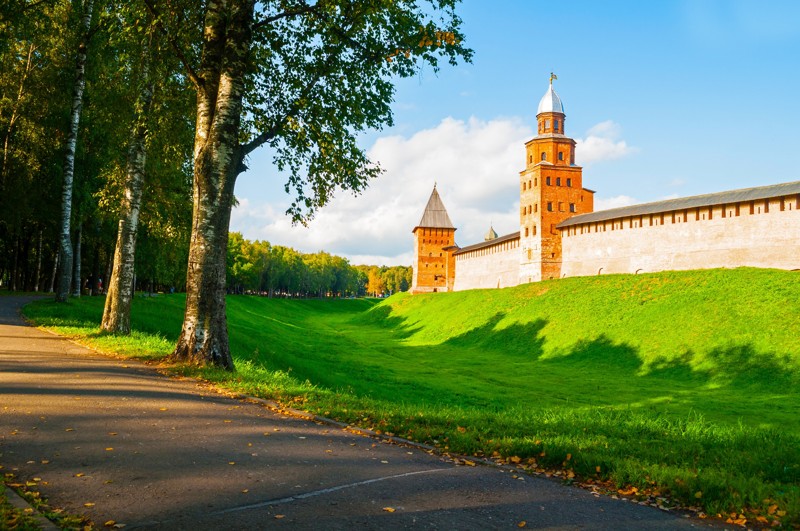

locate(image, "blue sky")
[[232, 0, 800, 265]]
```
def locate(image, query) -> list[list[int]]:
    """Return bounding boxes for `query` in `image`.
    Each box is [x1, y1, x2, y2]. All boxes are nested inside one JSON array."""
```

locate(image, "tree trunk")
[[34, 229, 42, 291], [48, 251, 59, 293], [56, 0, 94, 302], [101, 41, 154, 334], [72, 225, 82, 297], [171, 0, 254, 370], [10, 234, 19, 291], [90, 243, 101, 295]]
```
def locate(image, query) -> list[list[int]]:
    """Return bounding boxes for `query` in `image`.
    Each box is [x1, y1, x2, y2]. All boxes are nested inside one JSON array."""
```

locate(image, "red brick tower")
[[519, 75, 594, 282], [411, 186, 458, 293]]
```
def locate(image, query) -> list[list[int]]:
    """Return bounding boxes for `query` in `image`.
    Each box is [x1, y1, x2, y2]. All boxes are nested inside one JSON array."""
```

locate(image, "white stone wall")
[[453, 239, 521, 291], [561, 198, 800, 277]]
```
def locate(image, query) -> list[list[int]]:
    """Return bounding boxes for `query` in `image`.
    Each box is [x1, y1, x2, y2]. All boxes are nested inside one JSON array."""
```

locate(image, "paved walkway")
[[0, 296, 717, 530]]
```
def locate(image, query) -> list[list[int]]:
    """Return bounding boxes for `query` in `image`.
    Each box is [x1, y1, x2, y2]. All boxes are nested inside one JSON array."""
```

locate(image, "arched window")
[[541, 152, 546, 161], [554, 119, 559, 132], [558, 151, 563, 161]]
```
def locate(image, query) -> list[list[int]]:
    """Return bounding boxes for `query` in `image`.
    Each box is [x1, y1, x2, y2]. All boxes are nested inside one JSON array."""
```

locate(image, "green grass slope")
[[22, 267, 800, 525]]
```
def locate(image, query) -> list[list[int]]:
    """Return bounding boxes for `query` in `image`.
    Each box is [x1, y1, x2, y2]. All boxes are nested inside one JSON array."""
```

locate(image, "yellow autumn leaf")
[[104, 521, 116, 527], [383, 507, 396, 513], [517, 521, 527, 528], [694, 491, 702, 499], [84, 502, 95, 507], [274, 514, 285, 519]]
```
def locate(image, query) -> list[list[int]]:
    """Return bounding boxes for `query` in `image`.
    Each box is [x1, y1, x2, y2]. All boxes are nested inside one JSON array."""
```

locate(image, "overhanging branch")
[[141, 0, 202, 91]]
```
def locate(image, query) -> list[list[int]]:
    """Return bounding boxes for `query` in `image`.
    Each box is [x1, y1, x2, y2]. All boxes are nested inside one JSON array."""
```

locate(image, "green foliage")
[[225, 231, 410, 296], [24, 267, 800, 524]]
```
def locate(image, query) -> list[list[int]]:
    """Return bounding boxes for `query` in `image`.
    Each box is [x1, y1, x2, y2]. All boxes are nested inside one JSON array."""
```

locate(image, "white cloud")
[[594, 195, 639, 211], [575, 120, 636, 165], [231, 117, 532, 266]]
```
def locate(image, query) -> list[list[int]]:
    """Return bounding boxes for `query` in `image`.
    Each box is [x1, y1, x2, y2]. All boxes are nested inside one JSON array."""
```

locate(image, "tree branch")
[[141, 0, 202, 91], [253, 3, 318, 30]]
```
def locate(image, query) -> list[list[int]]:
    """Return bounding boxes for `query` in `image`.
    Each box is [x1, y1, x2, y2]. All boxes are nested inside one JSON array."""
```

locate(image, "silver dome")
[[537, 84, 564, 114]]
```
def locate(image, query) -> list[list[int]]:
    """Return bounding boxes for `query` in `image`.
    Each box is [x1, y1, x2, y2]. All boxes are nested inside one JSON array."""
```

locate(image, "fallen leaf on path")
[[228, 462, 235, 465], [104, 521, 116, 527], [65, 428, 74, 432], [40, 460, 49, 464], [274, 515, 285, 519], [84, 502, 95, 507], [241, 489, 249, 493], [159, 408, 168, 411], [518, 521, 527, 528], [105, 448, 114, 451], [383, 507, 396, 513], [75, 473, 84, 477]]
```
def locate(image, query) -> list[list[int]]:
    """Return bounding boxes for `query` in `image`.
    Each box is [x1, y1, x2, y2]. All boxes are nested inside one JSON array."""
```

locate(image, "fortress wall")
[[453, 239, 521, 291], [561, 196, 800, 277]]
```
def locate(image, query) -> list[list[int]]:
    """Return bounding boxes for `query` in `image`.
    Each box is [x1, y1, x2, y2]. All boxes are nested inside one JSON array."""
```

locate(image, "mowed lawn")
[[24, 267, 800, 524]]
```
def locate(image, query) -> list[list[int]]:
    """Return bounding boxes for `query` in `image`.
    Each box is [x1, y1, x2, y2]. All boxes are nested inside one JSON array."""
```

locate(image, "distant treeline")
[[227, 232, 412, 298]]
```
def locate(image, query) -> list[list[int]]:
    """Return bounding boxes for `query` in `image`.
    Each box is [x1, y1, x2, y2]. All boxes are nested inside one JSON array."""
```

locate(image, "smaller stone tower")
[[411, 186, 458, 293]]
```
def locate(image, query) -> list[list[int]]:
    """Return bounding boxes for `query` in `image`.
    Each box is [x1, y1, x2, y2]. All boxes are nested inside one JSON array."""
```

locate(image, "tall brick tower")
[[411, 186, 458, 293], [519, 75, 594, 282]]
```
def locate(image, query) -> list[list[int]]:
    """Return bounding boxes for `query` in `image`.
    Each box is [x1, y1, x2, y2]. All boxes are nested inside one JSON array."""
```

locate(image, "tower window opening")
[[547, 202, 553, 212], [556, 177, 561, 186], [764, 199, 770, 213], [554, 120, 559, 132], [541, 152, 546, 161], [528, 205, 532, 214], [545, 119, 550, 129], [569, 203, 576, 213], [522, 182, 526, 191], [529, 179, 532, 188], [533, 225, 537, 235], [558, 202, 564, 212], [525, 227, 529, 237], [529, 155, 533, 164], [534, 178, 537, 186], [558, 151, 563, 161], [566, 178, 572, 187], [534, 204, 538, 213], [546, 176, 551, 185]]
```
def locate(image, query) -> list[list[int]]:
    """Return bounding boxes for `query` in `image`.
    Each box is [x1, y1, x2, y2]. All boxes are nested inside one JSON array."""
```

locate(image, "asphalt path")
[[0, 296, 720, 530]]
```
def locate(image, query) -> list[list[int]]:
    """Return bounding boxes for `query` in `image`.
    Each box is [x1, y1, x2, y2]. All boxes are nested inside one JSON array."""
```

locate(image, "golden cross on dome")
[[549, 72, 558, 85]]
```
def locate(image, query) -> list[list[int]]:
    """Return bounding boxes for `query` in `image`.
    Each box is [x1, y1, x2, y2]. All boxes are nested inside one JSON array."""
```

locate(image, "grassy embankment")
[[23, 267, 800, 526]]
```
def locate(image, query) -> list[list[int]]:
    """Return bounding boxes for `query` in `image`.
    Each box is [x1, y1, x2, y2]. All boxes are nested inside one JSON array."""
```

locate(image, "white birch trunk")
[[101, 52, 154, 334], [172, 0, 255, 370], [56, 0, 94, 302]]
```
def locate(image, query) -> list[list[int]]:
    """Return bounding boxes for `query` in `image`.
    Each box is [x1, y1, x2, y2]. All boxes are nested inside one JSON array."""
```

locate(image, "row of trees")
[[227, 232, 411, 298], [1, 0, 469, 370]]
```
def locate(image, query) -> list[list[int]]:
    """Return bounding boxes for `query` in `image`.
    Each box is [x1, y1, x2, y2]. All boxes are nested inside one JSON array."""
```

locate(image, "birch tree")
[[55, 0, 95, 302], [146, 0, 470, 369], [101, 26, 155, 333]]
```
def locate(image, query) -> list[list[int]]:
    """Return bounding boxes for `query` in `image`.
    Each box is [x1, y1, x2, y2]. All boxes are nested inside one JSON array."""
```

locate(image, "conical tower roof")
[[484, 225, 498, 241], [415, 185, 455, 230]]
